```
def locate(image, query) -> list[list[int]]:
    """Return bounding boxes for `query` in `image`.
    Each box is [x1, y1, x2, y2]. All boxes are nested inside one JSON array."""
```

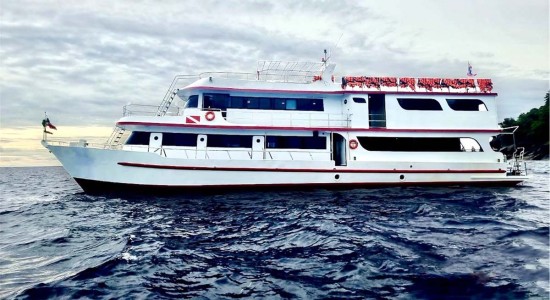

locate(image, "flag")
[[42, 117, 57, 132], [467, 62, 477, 77]]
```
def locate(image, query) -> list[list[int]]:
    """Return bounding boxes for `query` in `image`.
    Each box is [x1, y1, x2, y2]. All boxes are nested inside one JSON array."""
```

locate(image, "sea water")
[[0, 162, 548, 299]]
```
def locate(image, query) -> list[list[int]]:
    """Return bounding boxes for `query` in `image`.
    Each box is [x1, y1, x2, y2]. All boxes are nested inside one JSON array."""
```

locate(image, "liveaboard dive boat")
[[42, 53, 528, 193]]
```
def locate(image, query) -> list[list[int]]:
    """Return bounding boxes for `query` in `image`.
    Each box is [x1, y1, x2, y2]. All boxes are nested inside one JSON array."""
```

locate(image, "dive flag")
[[467, 62, 477, 77]]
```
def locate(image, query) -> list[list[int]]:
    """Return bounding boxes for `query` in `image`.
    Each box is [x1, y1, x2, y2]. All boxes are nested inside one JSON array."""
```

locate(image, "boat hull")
[[45, 144, 527, 194]]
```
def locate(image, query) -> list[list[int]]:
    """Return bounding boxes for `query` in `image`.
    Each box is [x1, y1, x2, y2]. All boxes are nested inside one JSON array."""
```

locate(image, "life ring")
[[349, 139, 359, 150], [205, 111, 215, 121]]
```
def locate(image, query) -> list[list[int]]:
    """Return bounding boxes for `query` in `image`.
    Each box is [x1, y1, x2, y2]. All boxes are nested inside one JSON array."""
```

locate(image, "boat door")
[[332, 133, 347, 166], [149, 133, 163, 153], [252, 136, 264, 160], [196, 134, 207, 159], [368, 94, 386, 128]]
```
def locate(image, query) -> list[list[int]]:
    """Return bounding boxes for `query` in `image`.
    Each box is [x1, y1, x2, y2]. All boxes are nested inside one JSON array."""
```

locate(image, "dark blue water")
[[0, 162, 548, 299]]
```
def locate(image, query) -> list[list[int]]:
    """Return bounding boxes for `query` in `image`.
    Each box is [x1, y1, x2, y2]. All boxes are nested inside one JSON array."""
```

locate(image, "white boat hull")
[[45, 144, 527, 193]]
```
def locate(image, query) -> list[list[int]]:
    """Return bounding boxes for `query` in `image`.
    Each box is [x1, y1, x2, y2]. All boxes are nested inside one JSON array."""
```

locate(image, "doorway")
[[332, 133, 347, 166]]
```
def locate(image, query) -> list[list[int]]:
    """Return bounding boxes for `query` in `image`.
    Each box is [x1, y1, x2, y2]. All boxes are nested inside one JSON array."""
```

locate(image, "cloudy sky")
[[1, 0, 548, 166]]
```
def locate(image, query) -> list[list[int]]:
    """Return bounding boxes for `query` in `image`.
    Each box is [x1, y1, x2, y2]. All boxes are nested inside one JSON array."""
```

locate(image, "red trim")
[[116, 121, 502, 133], [118, 162, 506, 174], [184, 85, 498, 96]]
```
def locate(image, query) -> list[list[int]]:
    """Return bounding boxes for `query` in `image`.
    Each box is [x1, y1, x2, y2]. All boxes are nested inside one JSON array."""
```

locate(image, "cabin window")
[[162, 133, 198, 147], [353, 97, 366, 103], [266, 136, 326, 149], [126, 132, 150, 145], [245, 97, 260, 109], [286, 99, 297, 110], [203, 93, 230, 110], [185, 95, 199, 108], [357, 137, 483, 152], [230, 96, 245, 109], [446, 99, 488, 111], [259, 97, 272, 109], [207, 135, 253, 148], [273, 99, 287, 110], [296, 99, 324, 111], [397, 98, 443, 110]]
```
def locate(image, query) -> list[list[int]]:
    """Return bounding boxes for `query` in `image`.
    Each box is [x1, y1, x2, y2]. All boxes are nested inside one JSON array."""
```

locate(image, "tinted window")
[[207, 135, 253, 148], [185, 95, 198, 108], [245, 97, 259, 109], [358, 137, 463, 151], [203, 93, 230, 110], [162, 133, 198, 146], [126, 132, 149, 145], [259, 98, 272, 109], [230, 96, 245, 108], [286, 99, 297, 110], [353, 97, 366, 103], [266, 136, 326, 149], [447, 99, 488, 111], [273, 98, 287, 110], [296, 99, 324, 111], [397, 98, 443, 110]]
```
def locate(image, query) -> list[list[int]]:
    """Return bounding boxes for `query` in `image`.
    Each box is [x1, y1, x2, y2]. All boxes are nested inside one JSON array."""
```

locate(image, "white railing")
[[123, 104, 180, 117], [507, 147, 527, 176], [136, 145, 331, 161], [47, 141, 330, 161], [43, 139, 122, 150]]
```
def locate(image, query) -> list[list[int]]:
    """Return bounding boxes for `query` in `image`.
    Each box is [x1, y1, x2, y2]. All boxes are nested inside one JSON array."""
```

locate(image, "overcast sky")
[[0, 0, 548, 166]]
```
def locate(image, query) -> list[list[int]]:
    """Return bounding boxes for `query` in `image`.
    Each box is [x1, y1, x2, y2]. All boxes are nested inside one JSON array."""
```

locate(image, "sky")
[[0, 0, 548, 167]]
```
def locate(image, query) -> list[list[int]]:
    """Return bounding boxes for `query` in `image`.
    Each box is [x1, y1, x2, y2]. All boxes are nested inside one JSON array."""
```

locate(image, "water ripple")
[[0, 163, 548, 299]]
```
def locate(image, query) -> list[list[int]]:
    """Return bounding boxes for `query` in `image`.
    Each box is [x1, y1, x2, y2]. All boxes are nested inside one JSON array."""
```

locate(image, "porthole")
[[200, 137, 205, 142], [256, 139, 261, 143], [154, 136, 159, 140], [400, 174, 405, 180], [335, 174, 340, 180]]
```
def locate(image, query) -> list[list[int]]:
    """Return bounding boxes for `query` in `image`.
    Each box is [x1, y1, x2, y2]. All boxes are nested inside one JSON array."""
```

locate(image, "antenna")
[[324, 33, 343, 64]]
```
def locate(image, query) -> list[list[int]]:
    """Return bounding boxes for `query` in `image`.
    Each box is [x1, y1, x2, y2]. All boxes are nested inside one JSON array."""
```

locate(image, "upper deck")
[[118, 60, 501, 133]]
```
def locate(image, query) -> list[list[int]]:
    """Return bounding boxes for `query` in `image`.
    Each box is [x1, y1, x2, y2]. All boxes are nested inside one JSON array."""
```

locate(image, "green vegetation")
[[499, 92, 549, 159]]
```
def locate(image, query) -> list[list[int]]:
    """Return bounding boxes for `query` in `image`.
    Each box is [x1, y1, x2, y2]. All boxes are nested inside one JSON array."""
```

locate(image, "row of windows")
[[128, 132, 485, 152], [352, 97, 488, 111], [126, 132, 326, 149], [185, 94, 324, 111], [397, 98, 488, 111], [187, 94, 486, 112]]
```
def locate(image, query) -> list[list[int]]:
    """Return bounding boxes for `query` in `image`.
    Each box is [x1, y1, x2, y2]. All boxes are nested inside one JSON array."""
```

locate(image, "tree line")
[[499, 92, 549, 159]]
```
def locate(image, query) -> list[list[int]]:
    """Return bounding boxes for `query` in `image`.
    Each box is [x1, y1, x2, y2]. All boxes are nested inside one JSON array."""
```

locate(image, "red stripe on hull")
[[118, 162, 506, 174], [116, 121, 502, 133]]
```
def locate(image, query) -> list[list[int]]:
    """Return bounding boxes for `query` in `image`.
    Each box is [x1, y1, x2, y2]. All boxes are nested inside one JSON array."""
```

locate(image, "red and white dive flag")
[[42, 117, 57, 134], [185, 115, 201, 124]]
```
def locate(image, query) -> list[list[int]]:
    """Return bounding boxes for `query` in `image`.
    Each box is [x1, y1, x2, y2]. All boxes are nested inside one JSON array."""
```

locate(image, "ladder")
[[106, 127, 127, 147], [156, 89, 178, 116]]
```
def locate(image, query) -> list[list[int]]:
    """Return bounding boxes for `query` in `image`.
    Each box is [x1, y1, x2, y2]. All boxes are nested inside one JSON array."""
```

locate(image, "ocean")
[[0, 162, 548, 299]]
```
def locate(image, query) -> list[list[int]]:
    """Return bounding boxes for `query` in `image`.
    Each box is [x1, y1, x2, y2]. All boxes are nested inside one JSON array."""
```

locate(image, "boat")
[[42, 53, 528, 193]]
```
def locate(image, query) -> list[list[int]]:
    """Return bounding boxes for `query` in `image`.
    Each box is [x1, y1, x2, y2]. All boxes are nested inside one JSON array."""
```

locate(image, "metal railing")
[[123, 104, 180, 117], [124, 144, 330, 161], [507, 147, 527, 176]]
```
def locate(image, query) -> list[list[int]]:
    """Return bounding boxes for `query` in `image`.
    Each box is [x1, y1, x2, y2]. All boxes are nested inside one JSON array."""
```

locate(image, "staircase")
[[105, 127, 128, 148], [105, 75, 199, 148], [156, 89, 178, 116]]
